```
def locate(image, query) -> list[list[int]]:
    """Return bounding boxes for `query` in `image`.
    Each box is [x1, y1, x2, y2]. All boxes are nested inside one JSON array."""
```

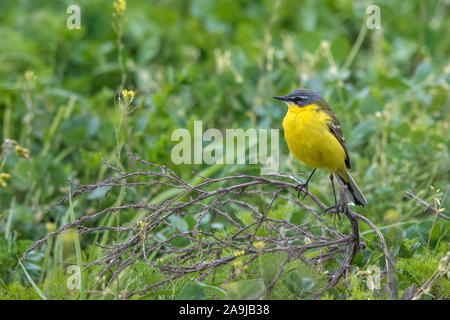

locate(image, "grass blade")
[[18, 259, 48, 300], [68, 187, 85, 299]]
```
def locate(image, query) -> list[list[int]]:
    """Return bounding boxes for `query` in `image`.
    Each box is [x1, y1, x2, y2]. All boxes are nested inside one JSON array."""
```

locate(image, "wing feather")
[[317, 99, 351, 169]]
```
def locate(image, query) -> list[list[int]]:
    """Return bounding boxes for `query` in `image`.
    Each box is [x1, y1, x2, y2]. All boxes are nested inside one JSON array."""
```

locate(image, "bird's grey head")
[[273, 89, 323, 107]]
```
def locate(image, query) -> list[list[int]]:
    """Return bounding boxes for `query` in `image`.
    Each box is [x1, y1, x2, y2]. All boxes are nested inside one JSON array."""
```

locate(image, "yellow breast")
[[282, 103, 347, 172]]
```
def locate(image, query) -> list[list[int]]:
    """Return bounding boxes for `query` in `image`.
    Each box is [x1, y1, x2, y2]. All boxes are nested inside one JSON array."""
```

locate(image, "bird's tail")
[[335, 170, 367, 207]]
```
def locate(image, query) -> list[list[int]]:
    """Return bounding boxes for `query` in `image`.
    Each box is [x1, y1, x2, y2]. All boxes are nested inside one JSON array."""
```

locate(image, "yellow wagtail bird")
[[274, 89, 367, 211]]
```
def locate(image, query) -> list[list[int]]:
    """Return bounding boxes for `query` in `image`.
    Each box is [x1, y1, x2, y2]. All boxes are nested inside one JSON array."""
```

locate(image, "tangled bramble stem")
[[18, 153, 396, 299]]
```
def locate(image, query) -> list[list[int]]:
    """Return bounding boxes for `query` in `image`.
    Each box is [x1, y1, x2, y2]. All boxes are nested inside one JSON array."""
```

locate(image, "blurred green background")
[[0, 0, 448, 299]]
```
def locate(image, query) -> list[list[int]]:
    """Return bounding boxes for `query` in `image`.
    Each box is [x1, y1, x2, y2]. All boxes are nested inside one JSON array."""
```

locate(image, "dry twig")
[[406, 190, 449, 221]]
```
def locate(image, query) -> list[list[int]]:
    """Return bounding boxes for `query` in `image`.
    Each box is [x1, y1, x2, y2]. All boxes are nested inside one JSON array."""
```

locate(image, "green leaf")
[[331, 37, 351, 62], [398, 240, 421, 258], [225, 279, 264, 300], [261, 252, 287, 285], [360, 96, 382, 115], [236, 211, 254, 226], [386, 227, 404, 251], [417, 221, 440, 245], [285, 272, 315, 296], [285, 272, 301, 296], [138, 36, 160, 63], [268, 205, 293, 221], [378, 75, 408, 89], [353, 253, 364, 266], [194, 281, 227, 299], [350, 121, 375, 147], [296, 31, 322, 53], [176, 283, 205, 300], [168, 215, 189, 232], [413, 62, 432, 83], [169, 235, 190, 248], [300, 278, 315, 293], [12, 160, 31, 191], [393, 122, 411, 137], [429, 222, 441, 241], [87, 186, 110, 200], [411, 130, 426, 145]]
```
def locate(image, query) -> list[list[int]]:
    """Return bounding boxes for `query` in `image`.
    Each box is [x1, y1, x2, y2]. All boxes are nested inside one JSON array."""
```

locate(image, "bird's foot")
[[325, 203, 343, 222], [324, 203, 344, 213], [295, 183, 309, 200]]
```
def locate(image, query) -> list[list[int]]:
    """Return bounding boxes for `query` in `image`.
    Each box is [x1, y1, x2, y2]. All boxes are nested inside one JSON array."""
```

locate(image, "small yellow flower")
[[233, 249, 245, 257], [24, 71, 36, 82], [375, 111, 382, 119], [15, 145, 30, 158], [121, 89, 135, 106], [0, 173, 11, 188], [253, 241, 265, 250], [138, 220, 147, 229], [0, 173, 11, 179], [113, 0, 126, 13]]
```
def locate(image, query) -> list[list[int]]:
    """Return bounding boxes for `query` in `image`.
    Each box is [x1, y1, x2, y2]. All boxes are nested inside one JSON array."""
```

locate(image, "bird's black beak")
[[273, 96, 287, 101]]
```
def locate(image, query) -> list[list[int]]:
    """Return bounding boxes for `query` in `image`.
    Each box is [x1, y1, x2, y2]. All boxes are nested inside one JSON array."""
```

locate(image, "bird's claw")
[[325, 204, 343, 222], [324, 204, 343, 213], [295, 183, 309, 199]]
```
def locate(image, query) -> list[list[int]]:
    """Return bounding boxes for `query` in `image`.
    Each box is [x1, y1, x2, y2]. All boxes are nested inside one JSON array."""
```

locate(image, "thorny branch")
[[19, 153, 395, 299]]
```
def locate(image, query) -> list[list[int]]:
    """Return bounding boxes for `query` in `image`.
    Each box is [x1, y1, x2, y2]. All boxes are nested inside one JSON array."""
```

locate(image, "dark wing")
[[317, 99, 351, 169]]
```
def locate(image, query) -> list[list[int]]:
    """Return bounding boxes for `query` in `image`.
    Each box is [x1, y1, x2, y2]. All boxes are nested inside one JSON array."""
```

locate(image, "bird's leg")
[[330, 174, 339, 207], [325, 174, 342, 220], [296, 168, 316, 199]]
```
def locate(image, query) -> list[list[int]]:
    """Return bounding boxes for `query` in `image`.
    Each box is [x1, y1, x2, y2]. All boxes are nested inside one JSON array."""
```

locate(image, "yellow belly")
[[282, 104, 347, 172]]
